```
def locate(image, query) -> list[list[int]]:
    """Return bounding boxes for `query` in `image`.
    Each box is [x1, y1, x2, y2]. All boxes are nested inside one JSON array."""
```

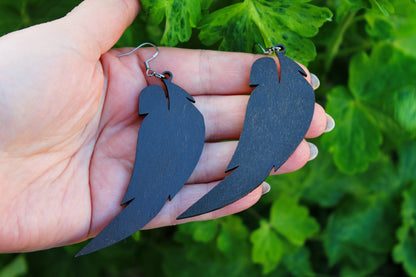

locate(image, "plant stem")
[[337, 41, 372, 57], [20, 1, 31, 26], [324, 10, 356, 74]]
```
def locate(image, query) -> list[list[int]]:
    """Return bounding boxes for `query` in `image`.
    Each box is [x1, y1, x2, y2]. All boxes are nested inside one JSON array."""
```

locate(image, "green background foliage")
[[1, 0, 416, 276]]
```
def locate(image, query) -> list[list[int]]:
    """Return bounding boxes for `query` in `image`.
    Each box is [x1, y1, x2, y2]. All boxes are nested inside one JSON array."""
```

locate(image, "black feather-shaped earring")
[[178, 44, 315, 219], [76, 43, 205, 256]]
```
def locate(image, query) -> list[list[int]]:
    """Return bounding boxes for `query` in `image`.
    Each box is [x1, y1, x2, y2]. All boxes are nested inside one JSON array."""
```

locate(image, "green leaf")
[[324, 195, 399, 276], [200, 0, 213, 10], [363, 0, 416, 58], [348, 43, 416, 107], [364, 10, 395, 39], [282, 246, 315, 277], [393, 86, 416, 133], [162, 245, 258, 277], [325, 198, 395, 261], [344, 0, 370, 11], [371, 102, 413, 148], [323, 44, 416, 173], [178, 220, 219, 243], [300, 149, 396, 207], [131, 230, 141, 242], [398, 142, 416, 184], [299, 150, 354, 207], [322, 86, 382, 173], [346, 0, 394, 14], [349, 44, 397, 102], [168, 216, 257, 277], [393, 183, 416, 276], [250, 220, 283, 274], [270, 195, 320, 246], [217, 216, 249, 258], [199, 0, 332, 64], [269, 147, 397, 212], [369, 0, 395, 15], [393, 224, 416, 277], [395, 34, 416, 59], [267, 149, 353, 208], [0, 255, 27, 277], [141, 0, 202, 46]]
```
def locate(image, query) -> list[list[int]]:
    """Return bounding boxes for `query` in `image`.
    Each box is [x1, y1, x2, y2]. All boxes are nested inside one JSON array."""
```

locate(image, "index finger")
[[113, 47, 312, 96]]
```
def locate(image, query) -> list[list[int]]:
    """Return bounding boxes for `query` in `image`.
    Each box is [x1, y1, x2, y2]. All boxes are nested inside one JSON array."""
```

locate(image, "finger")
[[195, 94, 328, 141], [142, 182, 266, 229], [305, 103, 327, 138], [65, 0, 140, 57], [187, 140, 311, 184], [128, 47, 314, 96]]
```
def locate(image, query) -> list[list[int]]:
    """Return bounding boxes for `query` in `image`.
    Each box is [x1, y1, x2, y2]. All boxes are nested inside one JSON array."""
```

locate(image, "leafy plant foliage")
[[197, 0, 332, 64], [1, 0, 416, 276]]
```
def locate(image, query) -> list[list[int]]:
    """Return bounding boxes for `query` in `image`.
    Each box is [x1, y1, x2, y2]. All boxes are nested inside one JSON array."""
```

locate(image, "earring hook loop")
[[256, 43, 286, 56], [117, 42, 165, 79]]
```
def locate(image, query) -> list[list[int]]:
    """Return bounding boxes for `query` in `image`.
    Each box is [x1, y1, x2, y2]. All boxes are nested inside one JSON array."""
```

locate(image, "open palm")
[[0, 0, 328, 253]]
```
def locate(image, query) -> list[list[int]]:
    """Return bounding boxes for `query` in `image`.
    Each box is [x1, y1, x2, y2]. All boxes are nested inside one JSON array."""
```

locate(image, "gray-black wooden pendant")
[[76, 72, 205, 256], [178, 51, 315, 219]]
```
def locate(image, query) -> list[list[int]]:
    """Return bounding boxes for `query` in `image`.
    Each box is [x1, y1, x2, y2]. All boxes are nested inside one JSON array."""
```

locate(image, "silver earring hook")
[[256, 43, 286, 56], [117, 42, 165, 79]]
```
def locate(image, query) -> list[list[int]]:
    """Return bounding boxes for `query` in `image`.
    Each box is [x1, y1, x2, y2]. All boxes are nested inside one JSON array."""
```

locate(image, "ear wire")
[[117, 42, 165, 79]]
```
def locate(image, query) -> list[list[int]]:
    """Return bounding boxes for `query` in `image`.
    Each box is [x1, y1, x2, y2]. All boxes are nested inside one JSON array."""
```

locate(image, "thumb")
[[64, 0, 140, 56]]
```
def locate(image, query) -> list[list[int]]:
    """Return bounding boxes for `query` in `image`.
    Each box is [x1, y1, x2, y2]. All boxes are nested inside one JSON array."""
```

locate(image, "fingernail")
[[308, 142, 318, 161], [324, 114, 335, 133], [311, 73, 320, 90], [262, 182, 271, 195]]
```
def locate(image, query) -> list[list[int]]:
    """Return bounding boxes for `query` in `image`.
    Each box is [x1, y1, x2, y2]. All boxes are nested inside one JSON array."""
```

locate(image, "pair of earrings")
[[76, 43, 315, 256]]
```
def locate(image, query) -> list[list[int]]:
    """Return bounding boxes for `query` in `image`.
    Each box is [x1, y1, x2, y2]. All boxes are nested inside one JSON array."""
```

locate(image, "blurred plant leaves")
[[322, 86, 382, 173], [250, 220, 283, 274], [323, 42, 416, 173], [131, 230, 141, 242], [216, 216, 249, 259], [324, 194, 399, 276], [348, 43, 416, 107], [0, 0, 415, 276], [393, 86, 416, 133], [386, 0, 416, 58], [178, 219, 218, 243], [364, 10, 395, 39], [270, 195, 320, 246], [198, 0, 332, 64], [140, 0, 202, 46], [165, 216, 256, 277], [282, 247, 315, 277], [393, 183, 416, 276], [346, 0, 395, 14], [0, 0, 81, 35], [398, 142, 416, 184], [0, 255, 27, 277]]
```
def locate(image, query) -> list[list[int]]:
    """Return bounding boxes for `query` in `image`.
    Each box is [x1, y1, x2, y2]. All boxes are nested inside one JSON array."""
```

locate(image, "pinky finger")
[[142, 182, 269, 229]]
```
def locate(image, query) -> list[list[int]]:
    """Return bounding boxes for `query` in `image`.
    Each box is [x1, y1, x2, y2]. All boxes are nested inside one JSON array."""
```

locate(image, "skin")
[[0, 0, 328, 253]]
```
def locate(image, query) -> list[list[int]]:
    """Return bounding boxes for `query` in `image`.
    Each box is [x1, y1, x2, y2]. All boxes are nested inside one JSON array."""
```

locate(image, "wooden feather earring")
[[76, 43, 205, 256], [178, 44, 316, 219]]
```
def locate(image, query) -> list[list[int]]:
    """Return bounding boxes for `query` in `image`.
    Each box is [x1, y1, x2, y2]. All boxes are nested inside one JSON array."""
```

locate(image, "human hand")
[[0, 0, 329, 252]]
